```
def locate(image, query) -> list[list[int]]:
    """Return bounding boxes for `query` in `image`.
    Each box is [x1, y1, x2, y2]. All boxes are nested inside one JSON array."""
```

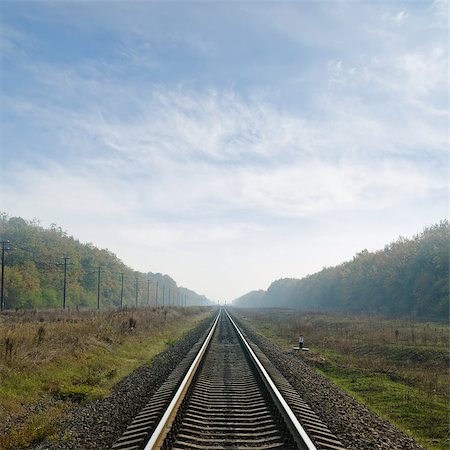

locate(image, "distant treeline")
[[234, 221, 449, 321], [0, 214, 211, 309]]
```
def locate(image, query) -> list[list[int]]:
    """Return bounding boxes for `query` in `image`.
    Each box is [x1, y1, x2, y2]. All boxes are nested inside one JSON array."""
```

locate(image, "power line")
[[0, 242, 205, 310], [56, 256, 71, 309], [9, 243, 59, 268], [1, 240, 10, 312], [135, 277, 139, 308], [119, 272, 126, 309], [97, 266, 103, 310]]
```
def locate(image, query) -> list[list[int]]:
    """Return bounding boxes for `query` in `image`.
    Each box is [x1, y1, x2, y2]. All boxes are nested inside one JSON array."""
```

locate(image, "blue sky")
[[1, 1, 448, 301]]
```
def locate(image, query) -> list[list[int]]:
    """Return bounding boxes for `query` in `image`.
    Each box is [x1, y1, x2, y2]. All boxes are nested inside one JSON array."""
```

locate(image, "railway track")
[[112, 308, 345, 449]]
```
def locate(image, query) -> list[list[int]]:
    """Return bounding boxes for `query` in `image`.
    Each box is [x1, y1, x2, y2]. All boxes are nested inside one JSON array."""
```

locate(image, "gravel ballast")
[[34, 308, 424, 449], [33, 313, 215, 450], [230, 310, 424, 450]]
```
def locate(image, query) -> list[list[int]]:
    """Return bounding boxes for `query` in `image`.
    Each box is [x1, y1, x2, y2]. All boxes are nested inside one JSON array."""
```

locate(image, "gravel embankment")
[[231, 311, 424, 450], [33, 313, 215, 450], [34, 309, 424, 449]]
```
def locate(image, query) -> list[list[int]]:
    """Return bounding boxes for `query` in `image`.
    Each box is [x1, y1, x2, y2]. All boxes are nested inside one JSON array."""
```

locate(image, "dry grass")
[[0, 306, 213, 449], [236, 307, 449, 449], [1, 306, 198, 366]]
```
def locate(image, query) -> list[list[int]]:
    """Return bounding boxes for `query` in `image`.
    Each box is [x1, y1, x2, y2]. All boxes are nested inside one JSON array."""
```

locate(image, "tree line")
[[234, 221, 449, 321], [0, 214, 211, 310]]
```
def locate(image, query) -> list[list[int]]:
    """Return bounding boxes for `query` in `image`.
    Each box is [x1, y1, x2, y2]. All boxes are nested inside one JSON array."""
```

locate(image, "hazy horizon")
[[1, 1, 447, 301]]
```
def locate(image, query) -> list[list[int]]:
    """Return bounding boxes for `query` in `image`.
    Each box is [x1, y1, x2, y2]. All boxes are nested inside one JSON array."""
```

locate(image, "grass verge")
[[0, 306, 213, 449], [235, 307, 449, 450]]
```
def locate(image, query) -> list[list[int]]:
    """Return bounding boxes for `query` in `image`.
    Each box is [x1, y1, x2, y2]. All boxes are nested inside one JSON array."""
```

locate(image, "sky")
[[0, 1, 448, 302]]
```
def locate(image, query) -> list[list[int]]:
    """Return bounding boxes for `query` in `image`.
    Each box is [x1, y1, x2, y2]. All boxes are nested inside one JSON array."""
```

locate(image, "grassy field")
[[0, 306, 213, 449], [234, 307, 449, 450]]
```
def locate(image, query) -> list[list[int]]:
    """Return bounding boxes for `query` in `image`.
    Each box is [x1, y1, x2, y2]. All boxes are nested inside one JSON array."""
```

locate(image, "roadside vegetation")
[[236, 308, 449, 450], [0, 306, 213, 449], [0, 213, 210, 309]]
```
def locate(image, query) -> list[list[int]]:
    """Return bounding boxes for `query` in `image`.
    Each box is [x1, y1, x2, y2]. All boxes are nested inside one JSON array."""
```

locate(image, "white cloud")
[[2, 161, 132, 218], [3, 87, 446, 229], [401, 46, 447, 95], [115, 41, 159, 71], [2, 1, 448, 300], [0, 23, 30, 59], [383, 9, 408, 25], [117, 225, 182, 249], [432, 0, 449, 28]]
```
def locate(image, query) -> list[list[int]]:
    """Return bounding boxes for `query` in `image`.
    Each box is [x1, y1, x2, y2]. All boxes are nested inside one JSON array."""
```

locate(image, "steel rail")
[[224, 308, 317, 450], [143, 311, 220, 450], [144, 308, 317, 449]]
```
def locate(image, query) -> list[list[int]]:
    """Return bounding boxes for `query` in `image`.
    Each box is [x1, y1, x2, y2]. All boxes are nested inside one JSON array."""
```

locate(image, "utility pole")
[[162, 285, 165, 306], [168, 287, 171, 306], [0, 241, 9, 312], [155, 281, 159, 306], [135, 277, 139, 308], [97, 266, 102, 309], [62, 256, 70, 309], [147, 279, 150, 305], [119, 273, 125, 309]]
